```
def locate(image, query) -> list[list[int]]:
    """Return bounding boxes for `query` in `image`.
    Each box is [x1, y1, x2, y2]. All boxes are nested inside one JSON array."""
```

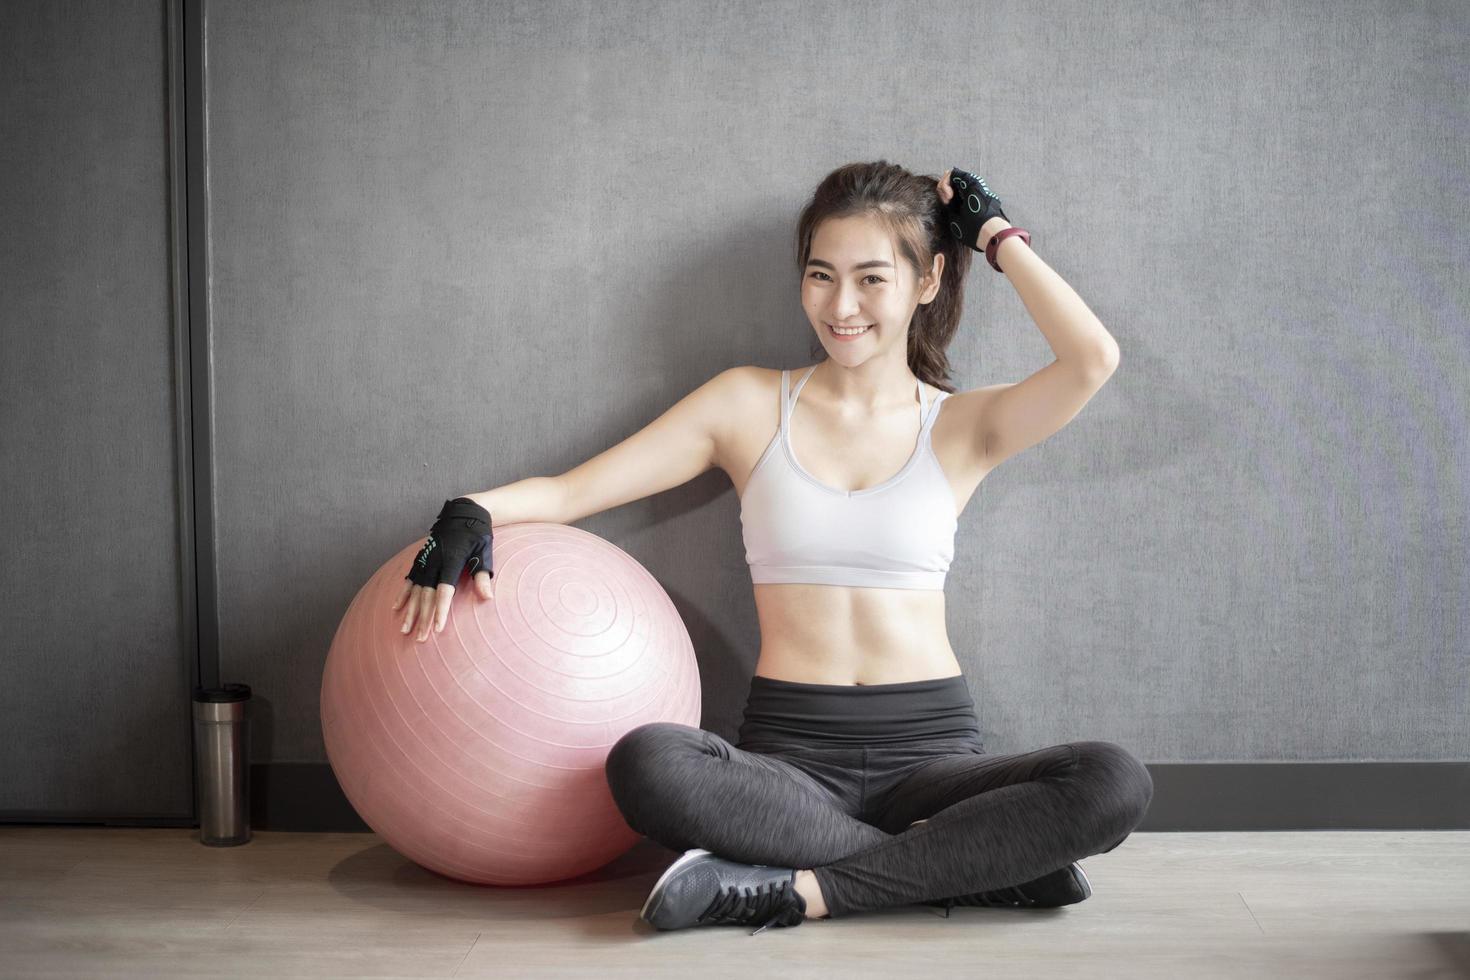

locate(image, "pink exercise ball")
[[320, 521, 701, 886]]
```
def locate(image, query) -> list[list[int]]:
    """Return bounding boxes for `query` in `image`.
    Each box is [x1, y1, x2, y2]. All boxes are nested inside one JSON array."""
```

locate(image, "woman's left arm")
[[936, 167, 1121, 468], [978, 214, 1120, 370], [971, 215, 1121, 467]]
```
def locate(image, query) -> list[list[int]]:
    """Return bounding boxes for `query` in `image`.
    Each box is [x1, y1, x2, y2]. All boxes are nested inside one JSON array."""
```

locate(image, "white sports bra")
[[739, 366, 957, 590]]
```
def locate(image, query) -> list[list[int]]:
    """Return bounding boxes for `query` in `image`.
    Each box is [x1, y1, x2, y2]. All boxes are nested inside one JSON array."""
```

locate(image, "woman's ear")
[[919, 251, 945, 304]]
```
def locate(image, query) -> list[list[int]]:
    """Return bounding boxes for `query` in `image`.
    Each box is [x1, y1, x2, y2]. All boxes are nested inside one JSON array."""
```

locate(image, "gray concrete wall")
[[204, 0, 1466, 763], [1, 0, 189, 817], [3, 0, 1465, 820]]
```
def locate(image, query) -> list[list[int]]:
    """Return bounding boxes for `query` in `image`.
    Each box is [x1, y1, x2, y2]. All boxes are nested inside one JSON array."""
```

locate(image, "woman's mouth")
[[828, 322, 873, 340]]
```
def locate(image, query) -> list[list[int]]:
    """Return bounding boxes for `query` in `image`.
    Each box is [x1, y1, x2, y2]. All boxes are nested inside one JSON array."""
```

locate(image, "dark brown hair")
[[795, 160, 973, 393]]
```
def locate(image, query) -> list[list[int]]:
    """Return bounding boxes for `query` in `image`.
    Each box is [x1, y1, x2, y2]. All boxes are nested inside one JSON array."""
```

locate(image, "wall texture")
[[201, 0, 1467, 764], [0, 0, 190, 818], [3, 0, 1466, 823]]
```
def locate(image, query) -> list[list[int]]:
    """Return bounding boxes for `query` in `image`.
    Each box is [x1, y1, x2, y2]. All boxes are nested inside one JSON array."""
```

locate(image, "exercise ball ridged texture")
[[320, 522, 701, 886]]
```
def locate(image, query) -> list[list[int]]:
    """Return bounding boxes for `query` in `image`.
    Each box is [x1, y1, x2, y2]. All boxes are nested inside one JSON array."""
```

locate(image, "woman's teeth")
[[829, 323, 872, 336]]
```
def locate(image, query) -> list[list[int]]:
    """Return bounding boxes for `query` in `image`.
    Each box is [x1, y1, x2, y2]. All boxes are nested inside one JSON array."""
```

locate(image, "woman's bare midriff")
[[723, 366, 991, 687], [751, 583, 960, 685]]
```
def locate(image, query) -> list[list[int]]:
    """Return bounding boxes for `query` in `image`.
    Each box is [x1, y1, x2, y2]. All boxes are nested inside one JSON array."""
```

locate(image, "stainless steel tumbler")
[[192, 683, 252, 846]]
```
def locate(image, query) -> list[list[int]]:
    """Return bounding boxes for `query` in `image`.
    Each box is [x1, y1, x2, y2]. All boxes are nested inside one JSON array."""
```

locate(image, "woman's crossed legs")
[[604, 722, 1153, 919]]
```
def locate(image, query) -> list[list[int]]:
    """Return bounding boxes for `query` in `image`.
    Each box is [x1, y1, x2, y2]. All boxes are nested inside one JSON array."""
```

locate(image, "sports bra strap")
[[780, 368, 792, 430], [783, 366, 942, 434], [923, 389, 946, 430]]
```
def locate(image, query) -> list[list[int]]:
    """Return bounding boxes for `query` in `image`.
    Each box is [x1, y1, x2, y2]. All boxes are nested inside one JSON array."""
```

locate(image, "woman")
[[395, 161, 1153, 935]]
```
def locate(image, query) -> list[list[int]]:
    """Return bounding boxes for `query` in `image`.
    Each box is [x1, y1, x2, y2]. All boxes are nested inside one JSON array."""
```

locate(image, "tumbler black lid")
[[193, 683, 252, 703]]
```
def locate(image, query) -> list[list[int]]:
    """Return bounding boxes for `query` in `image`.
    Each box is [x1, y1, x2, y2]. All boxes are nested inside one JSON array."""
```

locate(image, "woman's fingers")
[[391, 578, 412, 612], [400, 585, 420, 633], [397, 584, 438, 639], [410, 586, 427, 641], [473, 569, 494, 599], [415, 585, 436, 641], [398, 577, 493, 642], [431, 582, 457, 635]]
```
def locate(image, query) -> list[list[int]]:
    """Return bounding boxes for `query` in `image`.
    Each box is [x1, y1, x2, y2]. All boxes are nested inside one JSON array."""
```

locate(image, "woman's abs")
[[751, 583, 961, 685]]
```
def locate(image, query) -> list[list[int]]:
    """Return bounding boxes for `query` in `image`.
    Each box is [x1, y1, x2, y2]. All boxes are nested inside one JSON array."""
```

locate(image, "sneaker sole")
[[640, 847, 714, 924], [927, 861, 1094, 910], [1007, 861, 1094, 907]]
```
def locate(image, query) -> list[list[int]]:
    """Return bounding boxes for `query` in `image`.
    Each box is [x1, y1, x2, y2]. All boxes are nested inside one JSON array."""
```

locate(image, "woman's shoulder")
[[727, 364, 823, 406], [712, 365, 768, 389], [721, 364, 784, 402], [729, 364, 817, 385], [727, 364, 787, 379]]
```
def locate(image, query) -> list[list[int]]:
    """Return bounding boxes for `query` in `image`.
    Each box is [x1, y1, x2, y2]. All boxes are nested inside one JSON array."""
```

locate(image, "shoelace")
[[696, 877, 804, 936]]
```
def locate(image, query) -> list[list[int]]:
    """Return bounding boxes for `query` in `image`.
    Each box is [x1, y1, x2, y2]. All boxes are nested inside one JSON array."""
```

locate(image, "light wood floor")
[[1, 828, 1467, 978]]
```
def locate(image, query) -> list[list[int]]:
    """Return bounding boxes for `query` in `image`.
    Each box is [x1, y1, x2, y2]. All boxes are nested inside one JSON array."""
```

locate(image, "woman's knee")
[[1071, 740, 1154, 828], [604, 722, 717, 844], [604, 722, 707, 798]]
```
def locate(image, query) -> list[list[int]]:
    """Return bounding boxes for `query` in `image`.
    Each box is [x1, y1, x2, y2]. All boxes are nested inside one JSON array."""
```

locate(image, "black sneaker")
[[921, 862, 1092, 915], [640, 848, 809, 935]]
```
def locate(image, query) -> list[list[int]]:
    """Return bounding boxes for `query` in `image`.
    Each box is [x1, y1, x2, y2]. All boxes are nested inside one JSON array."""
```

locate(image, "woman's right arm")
[[459, 366, 746, 527], [551, 366, 748, 526], [457, 477, 570, 528], [396, 367, 747, 640]]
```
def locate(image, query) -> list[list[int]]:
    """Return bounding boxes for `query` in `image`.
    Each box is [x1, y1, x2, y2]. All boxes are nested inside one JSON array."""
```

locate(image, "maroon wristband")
[[985, 226, 1032, 273]]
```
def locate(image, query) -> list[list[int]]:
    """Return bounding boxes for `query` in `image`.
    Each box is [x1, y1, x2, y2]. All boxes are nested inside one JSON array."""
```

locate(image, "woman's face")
[[801, 214, 941, 368]]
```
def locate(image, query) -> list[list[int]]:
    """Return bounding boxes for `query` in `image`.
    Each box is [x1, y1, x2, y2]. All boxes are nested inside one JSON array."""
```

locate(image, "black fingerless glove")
[[944, 167, 1010, 252], [406, 497, 494, 589]]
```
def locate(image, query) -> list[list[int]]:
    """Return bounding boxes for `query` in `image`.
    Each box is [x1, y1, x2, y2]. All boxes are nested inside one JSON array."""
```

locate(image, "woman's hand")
[[937, 166, 1011, 252], [936, 168, 957, 205], [391, 497, 496, 642]]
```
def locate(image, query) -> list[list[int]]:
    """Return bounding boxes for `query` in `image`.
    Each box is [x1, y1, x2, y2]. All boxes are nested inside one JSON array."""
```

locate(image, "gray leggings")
[[604, 674, 1154, 918]]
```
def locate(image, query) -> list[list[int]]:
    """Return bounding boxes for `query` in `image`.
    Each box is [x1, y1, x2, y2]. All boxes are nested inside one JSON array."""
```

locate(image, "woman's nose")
[[829, 291, 861, 319]]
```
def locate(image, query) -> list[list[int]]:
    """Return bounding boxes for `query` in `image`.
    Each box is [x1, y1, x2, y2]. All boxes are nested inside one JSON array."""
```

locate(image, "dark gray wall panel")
[[0, 1, 189, 817], [202, 0, 1468, 768]]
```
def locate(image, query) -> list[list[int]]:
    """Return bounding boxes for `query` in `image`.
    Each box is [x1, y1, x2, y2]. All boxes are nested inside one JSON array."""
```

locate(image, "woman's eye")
[[809, 272, 886, 285]]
